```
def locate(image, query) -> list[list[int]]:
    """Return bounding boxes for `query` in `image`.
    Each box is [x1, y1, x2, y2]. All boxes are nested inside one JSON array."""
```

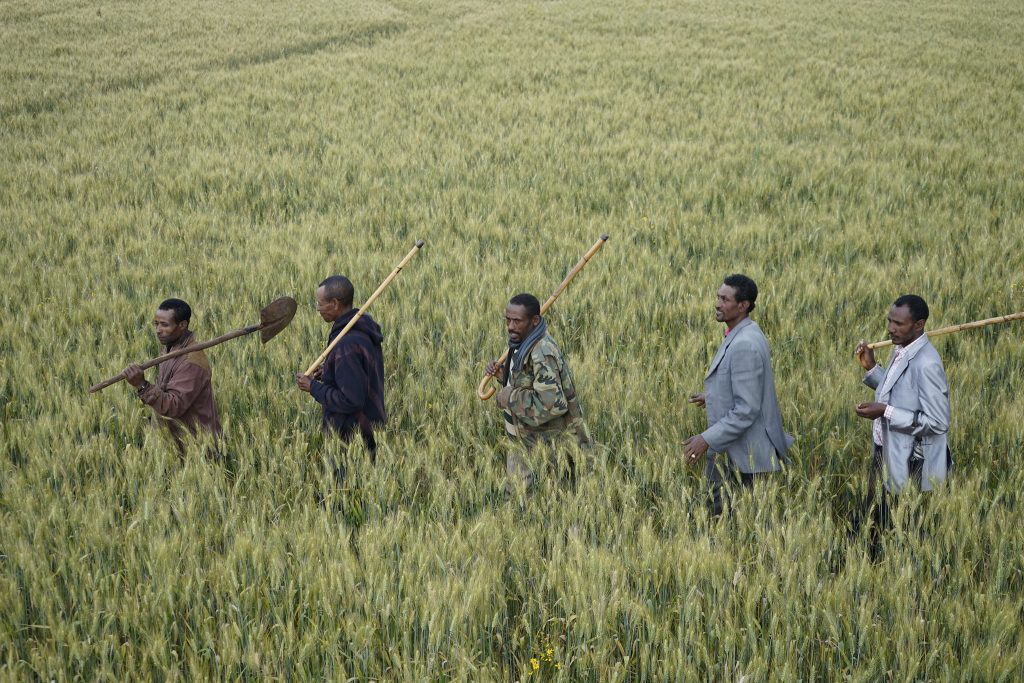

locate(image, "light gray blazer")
[[864, 337, 950, 492], [702, 318, 794, 473]]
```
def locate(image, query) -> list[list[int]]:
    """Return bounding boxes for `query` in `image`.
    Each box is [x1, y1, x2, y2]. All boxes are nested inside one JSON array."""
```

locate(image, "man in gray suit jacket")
[[855, 294, 951, 495], [684, 274, 795, 515]]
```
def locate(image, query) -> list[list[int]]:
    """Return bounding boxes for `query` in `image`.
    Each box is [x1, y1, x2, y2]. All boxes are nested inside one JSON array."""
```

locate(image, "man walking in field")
[[485, 293, 592, 491], [683, 274, 794, 516], [122, 298, 221, 445], [853, 295, 951, 548], [296, 275, 386, 460]]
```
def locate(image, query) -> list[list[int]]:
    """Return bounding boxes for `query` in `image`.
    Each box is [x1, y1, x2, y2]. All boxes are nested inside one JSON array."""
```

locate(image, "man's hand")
[[683, 434, 709, 462], [296, 373, 313, 393], [485, 360, 505, 384], [123, 363, 145, 388], [854, 340, 877, 372], [688, 392, 706, 408], [311, 366, 324, 381], [495, 386, 512, 409], [855, 402, 886, 419]]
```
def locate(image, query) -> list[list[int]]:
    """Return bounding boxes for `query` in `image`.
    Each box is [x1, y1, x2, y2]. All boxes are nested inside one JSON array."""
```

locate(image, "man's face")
[[154, 309, 188, 346], [714, 284, 748, 325], [315, 286, 343, 322], [506, 303, 539, 343], [887, 304, 925, 346]]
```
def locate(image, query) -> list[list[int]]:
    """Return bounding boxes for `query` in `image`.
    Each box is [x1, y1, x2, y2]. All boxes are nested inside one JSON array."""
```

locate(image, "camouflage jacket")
[[501, 334, 592, 448]]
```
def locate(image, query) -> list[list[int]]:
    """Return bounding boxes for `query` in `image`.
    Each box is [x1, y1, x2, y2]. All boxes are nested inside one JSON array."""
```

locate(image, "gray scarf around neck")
[[506, 317, 547, 375]]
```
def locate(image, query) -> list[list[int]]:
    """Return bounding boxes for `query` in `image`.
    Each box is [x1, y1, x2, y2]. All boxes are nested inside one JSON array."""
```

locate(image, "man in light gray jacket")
[[684, 274, 794, 515], [854, 295, 951, 542]]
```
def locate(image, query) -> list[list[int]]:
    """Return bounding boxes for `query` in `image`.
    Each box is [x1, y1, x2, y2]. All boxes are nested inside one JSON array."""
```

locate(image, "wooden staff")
[[867, 310, 1024, 350], [303, 240, 424, 376], [477, 234, 609, 401]]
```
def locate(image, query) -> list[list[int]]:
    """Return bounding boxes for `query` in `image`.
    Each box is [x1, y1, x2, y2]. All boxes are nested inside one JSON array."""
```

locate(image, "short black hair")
[[158, 298, 191, 324], [319, 275, 354, 308], [509, 293, 541, 317], [893, 294, 929, 322], [723, 274, 757, 313]]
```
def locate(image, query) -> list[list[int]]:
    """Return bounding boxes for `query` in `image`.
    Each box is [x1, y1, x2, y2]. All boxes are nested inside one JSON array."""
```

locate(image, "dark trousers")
[[861, 445, 924, 558], [868, 448, 925, 524], [706, 456, 761, 517]]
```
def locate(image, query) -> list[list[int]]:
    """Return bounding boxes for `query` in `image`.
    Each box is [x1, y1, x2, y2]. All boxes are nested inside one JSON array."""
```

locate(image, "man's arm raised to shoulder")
[[138, 358, 210, 419]]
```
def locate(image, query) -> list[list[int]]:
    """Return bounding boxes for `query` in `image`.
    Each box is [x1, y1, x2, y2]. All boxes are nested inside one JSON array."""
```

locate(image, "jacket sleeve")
[[310, 347, 368, 415], [141, 361, 209, 419], [863, 364, 885, 390], [702, 341, 765, 451], [506, 350, 569, 428], [887, 360, 949, 437]]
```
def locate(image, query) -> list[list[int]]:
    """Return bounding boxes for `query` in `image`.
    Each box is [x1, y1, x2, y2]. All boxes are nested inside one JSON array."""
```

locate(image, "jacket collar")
[[165, 330, 195, 354], [329, 308, 358, 341], [705, 317, 754, 379], [879, 335, 930, 397]]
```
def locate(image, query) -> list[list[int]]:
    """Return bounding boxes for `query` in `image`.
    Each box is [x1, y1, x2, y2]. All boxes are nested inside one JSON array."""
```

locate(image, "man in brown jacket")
[[123, 298, 221, 445]]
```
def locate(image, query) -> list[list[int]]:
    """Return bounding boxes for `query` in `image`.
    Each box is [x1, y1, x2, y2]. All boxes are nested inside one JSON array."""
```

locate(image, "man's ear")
[[531, 315, 541, 327], [178, 319, 190, 331]]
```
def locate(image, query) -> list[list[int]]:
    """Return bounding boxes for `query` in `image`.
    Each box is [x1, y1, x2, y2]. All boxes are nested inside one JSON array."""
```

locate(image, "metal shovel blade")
[[259, 296, 298, 343]]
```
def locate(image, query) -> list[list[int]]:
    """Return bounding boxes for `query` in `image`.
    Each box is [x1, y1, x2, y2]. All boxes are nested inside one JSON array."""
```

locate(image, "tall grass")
[[2, 0, 1023, 678]]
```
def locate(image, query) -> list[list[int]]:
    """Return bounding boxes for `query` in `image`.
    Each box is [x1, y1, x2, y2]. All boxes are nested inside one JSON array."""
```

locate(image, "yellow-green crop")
[[2, 0, 1023, 679]]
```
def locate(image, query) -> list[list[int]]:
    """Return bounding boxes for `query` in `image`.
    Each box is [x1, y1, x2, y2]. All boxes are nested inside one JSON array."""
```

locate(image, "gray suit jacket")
[[864, 337, 950, 492], [702, 318, 794, 473]]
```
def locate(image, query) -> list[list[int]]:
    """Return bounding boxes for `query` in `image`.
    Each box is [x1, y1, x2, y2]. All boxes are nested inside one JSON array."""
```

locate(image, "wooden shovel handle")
[[477, 234, 608, 401], [89, 325, 259, 393]]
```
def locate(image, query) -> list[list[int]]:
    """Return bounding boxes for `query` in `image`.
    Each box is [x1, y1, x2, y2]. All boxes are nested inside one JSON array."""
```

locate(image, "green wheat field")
[[3, 0, 1024, 679]]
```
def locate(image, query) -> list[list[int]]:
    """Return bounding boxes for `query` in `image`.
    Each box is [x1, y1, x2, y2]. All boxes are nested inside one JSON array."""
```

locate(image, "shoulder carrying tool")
[[303, 240, 425, 377], [89, 296, 298, 393], [866, 310, 1024, 350], [477, 234, 609, 401]]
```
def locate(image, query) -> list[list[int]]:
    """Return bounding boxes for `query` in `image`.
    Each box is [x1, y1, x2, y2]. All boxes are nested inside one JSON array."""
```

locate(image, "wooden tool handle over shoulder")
[[303, 239, 425, 377], [89, 325, 260, 393], [477, 234, 609, 401], [864, 310, 1024, 351]]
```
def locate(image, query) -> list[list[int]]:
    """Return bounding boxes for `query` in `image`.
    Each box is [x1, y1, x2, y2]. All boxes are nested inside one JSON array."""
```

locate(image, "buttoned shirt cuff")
[[883, 404, 894, 421]]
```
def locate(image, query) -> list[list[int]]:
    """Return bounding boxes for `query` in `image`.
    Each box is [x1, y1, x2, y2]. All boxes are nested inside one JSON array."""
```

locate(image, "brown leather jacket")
[[139, 331, 221, 443]]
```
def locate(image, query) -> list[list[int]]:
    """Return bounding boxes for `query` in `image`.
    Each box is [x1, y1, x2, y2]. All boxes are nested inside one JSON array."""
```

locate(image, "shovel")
[[89, 296, 298, 393]]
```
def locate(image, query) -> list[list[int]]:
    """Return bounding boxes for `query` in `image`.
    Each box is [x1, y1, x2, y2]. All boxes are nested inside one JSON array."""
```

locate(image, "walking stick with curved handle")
[[477, 234, 609, 401], [303, 240, 424, 377]]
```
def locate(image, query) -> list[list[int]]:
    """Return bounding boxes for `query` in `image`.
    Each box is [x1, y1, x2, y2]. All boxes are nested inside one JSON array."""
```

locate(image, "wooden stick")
[[89, 326, 258, 393], [477, 234, 609, 401], [303, 240, 424, 376], [867, 310, 1024, 350]]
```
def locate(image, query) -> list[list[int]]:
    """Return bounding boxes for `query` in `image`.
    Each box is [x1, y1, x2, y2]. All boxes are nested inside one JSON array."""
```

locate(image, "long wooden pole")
[[303, 240, 424, 376], [867, 310, 1024, 350], [89, 325, 259, 393], [477, 234, 609, 401]]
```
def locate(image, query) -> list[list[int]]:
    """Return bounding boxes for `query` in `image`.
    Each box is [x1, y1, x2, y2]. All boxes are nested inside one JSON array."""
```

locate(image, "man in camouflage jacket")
[[486, 293, 592, 490]]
